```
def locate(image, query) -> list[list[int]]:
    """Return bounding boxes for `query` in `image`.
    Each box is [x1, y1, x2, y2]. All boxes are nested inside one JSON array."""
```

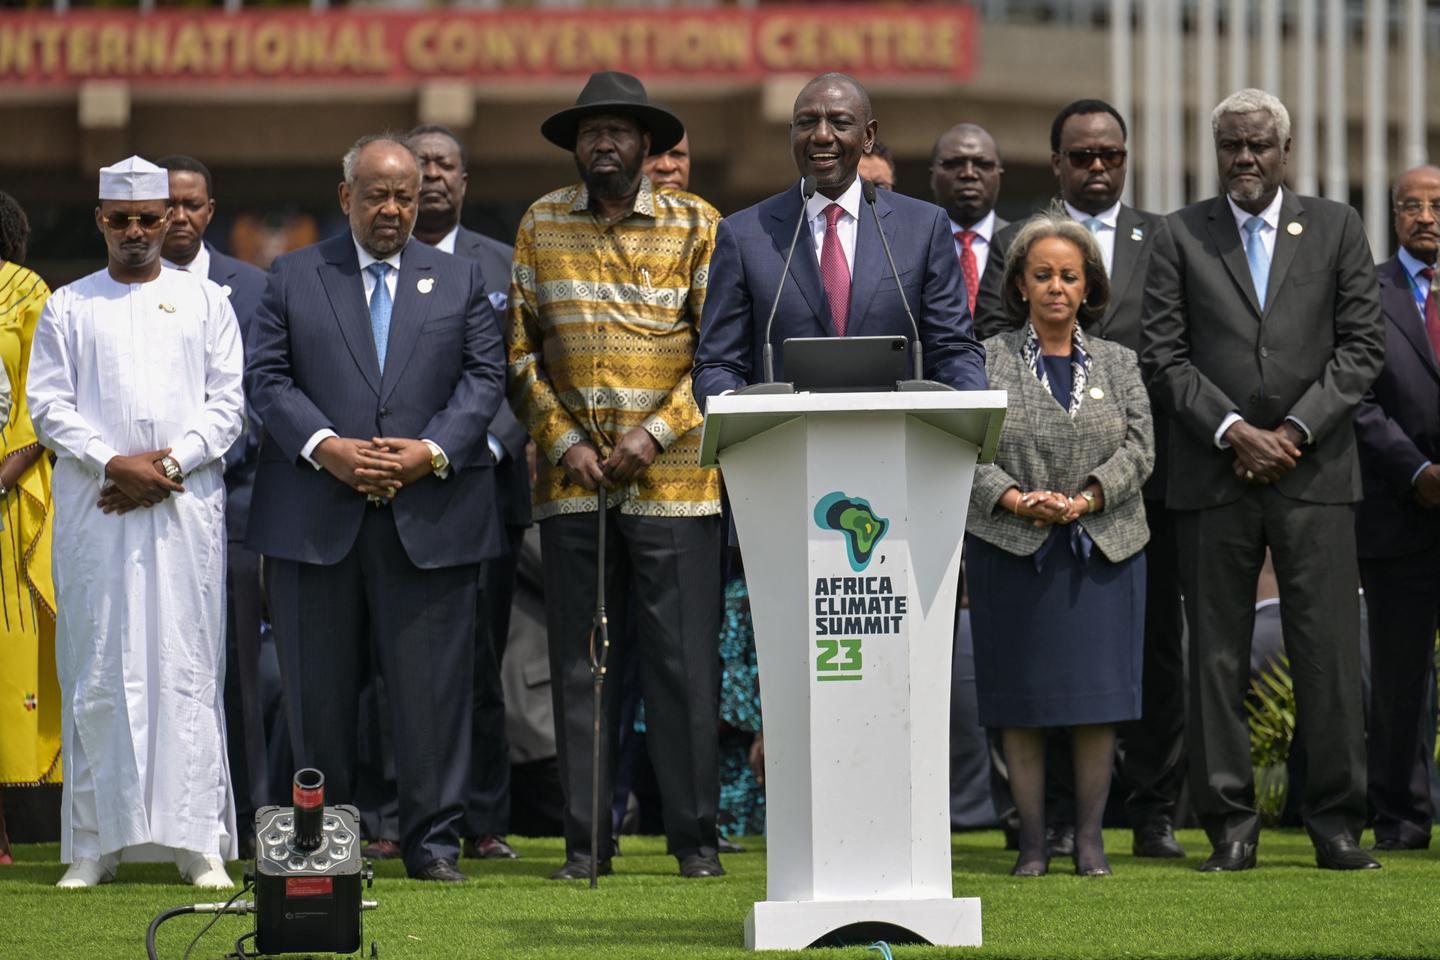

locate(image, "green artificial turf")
[[2, 830, 1436, 959]]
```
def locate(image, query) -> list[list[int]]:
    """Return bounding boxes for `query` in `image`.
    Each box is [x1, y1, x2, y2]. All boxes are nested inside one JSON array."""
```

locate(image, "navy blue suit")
[[692, 181, 986, 403], [245, 231, 506, 873], [1353, 254, 1440, 848], [452, 225, 530, 843], [203, 244, 274, 835]]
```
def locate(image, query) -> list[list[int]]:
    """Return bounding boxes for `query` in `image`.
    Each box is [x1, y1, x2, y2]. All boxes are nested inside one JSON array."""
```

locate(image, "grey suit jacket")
[[1140, 189, 1385, 510], [968, 328, 1154, 562]]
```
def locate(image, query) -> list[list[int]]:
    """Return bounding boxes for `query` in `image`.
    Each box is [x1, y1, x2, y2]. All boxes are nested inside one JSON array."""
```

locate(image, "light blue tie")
[[366, 261, 393, 372], [1082, 217, 1111, 275], [1243, 216, 1270, 307]]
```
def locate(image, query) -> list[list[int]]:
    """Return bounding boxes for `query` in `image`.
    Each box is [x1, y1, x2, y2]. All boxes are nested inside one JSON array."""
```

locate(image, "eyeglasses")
[[934, 157, 999, 174], [101, 212, 166, 231], [1395, 199, 1440, 217], [1064, 149, 1128, 170]]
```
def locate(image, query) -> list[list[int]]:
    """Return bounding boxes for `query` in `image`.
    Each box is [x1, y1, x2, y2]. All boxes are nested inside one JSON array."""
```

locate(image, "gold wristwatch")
[[422, 440, 449, 477], [1079, 490, 1098, 513]]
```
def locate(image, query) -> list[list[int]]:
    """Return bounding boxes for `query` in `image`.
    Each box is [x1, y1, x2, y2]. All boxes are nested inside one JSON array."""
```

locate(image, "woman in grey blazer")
[[967, 210, 1154, 877]]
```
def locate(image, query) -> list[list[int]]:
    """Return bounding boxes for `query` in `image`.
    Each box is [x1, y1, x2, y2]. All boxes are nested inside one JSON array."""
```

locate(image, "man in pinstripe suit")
[[245, 134, 507, 882]]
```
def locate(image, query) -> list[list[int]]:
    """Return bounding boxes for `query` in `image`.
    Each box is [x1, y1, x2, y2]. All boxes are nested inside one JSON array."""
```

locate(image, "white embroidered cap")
[[99, 156, 170, 201]]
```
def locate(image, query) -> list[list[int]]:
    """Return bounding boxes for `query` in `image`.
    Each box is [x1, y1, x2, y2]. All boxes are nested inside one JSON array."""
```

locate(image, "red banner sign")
[[0, 5, 977, 87]]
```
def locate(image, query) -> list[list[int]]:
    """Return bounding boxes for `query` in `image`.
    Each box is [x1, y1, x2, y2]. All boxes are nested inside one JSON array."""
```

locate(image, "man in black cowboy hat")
[[507, 70, 727, 880]]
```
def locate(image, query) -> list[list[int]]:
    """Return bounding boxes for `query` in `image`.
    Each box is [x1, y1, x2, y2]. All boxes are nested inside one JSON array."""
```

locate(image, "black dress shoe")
[[464, 835, 520, 860], [717, 836, 744, 855], [1133, 821, 1186, 859], [679, 854, 725, 878], [550, 857, 613, 881], [1199, 842, 1257, 872], [1046, 824, 1075, 858], [411, 859, 467, 882], [1314, 836, 1382, 871], [1371, 837, 1429, 852]]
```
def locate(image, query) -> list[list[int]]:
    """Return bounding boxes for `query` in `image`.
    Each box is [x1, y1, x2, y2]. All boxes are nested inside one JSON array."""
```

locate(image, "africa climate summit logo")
[[814, 492, 889, 572]]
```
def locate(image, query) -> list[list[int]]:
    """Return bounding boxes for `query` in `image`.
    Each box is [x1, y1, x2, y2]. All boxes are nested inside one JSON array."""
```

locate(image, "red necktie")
[[820, 203, 851, 336], [957, 230, 979, 317], [1421, 267, 1440, 364]]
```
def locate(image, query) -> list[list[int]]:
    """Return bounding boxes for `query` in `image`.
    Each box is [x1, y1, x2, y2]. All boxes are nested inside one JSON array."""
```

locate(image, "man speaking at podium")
[[693, 72, 986, 402]]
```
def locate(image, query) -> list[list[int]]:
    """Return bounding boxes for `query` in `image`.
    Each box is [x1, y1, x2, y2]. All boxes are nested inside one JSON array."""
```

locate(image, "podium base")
[[744, 897, 982, 951]]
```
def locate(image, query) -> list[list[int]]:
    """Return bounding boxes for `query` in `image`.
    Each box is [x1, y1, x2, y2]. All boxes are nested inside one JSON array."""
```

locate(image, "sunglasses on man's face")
[[1064, 149, 1128, 170], [101, 212, 166, 231]]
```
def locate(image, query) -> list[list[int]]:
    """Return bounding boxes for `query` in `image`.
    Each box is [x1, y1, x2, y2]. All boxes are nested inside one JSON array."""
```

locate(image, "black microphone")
[[745, 175, 816, 393], [862, 179, 951, 391]]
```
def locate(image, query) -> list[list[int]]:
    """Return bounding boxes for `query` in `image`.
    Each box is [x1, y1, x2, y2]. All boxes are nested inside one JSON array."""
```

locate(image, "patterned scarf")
[[1021, 322, 1090, 418]]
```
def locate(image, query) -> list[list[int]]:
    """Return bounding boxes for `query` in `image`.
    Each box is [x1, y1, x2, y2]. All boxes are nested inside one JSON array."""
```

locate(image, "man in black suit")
[[1354, 164, 1440, 851], [158, 155, 272, 849], [407, 123, 529, 862], [246, 134, 506, 882], [930, 122, 1005, 323], [1142, 88, 1386, 872]]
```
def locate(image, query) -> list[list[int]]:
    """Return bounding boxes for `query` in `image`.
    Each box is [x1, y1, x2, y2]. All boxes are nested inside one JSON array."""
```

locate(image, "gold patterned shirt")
[[507, 176, 721, 520]]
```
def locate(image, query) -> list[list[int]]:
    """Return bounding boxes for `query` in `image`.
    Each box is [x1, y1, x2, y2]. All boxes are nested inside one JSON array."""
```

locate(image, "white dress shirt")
[[806, 177, 864, 275], [1215, 189, 1308, 448], [1227, 190, 1282, 263], [1065, 200, 1120, 276], [435, 225, 460, 255], [300, 237, 404, 468], [951, 209, 997, 279], [161, 240, 211, 279]]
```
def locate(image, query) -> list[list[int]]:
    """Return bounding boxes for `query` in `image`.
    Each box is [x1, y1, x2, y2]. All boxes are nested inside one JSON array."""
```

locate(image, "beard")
[[577, 153, 643, 203], [1227, 177, 1265, 203]]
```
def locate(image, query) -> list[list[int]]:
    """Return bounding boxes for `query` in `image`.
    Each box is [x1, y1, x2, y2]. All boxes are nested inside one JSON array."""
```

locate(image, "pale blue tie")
[[1082, 217, 1110, 275], [366, 261, 393, 372], [1243, 216, 1270, 307]]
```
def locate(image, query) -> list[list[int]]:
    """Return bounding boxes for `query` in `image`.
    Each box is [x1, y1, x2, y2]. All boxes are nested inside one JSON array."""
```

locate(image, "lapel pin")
[[1130, 227, 1144, 241], [417, 277, 435, 294], [158, 302, 177, 313], [220, 284, 233, 298], [1089, 386, 1105, 400], [1287, 221, 1303, 236]]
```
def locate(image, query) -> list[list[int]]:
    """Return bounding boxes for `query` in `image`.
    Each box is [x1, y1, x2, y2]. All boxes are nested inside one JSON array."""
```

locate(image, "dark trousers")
[[224, 542, 271, 832], [465, 523, 525, 838], [539, 510, 722, 861], [1359, 547, 1440, 846], [1119, 499, 1187, 826], [267, 506, 478, 874], [1176, 489, 1366, 847]]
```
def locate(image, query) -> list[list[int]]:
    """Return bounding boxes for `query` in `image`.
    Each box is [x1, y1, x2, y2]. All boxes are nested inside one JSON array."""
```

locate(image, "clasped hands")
[[314, 436, 433, 498], [1225, 420, 1304, 485], [1010, 489, 1094, 529], [97, 447, 183, 515], [559, 428, 661, 492]]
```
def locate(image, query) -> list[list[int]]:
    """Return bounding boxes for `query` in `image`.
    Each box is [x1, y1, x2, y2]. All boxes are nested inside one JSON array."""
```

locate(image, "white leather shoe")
[[176, 851, 235, 889], [56, 854, 119, 888]]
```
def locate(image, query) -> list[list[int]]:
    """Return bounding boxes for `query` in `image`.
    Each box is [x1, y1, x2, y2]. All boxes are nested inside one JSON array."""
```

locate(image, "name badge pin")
[[1287, 221, 1303, 236], [417, 277, 436, 294], [1089, 386, 1105, 400]]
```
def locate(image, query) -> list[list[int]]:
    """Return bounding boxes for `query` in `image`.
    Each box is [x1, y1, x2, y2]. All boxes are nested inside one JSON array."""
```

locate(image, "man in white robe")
[[27, 156, 245, 889]]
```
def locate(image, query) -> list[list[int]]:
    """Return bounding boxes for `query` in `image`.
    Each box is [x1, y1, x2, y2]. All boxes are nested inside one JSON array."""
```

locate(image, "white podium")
[[699, 389, 1007, 951]]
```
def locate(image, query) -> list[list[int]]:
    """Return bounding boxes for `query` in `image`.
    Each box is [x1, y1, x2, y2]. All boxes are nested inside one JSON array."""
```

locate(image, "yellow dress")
[[0, 261, 58, 786]]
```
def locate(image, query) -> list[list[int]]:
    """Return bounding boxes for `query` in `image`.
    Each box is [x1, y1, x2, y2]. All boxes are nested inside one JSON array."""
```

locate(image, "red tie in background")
[[1421, 267, 1440, 365], [821, 203, 851, 336], [957, 230, 979, 318]]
